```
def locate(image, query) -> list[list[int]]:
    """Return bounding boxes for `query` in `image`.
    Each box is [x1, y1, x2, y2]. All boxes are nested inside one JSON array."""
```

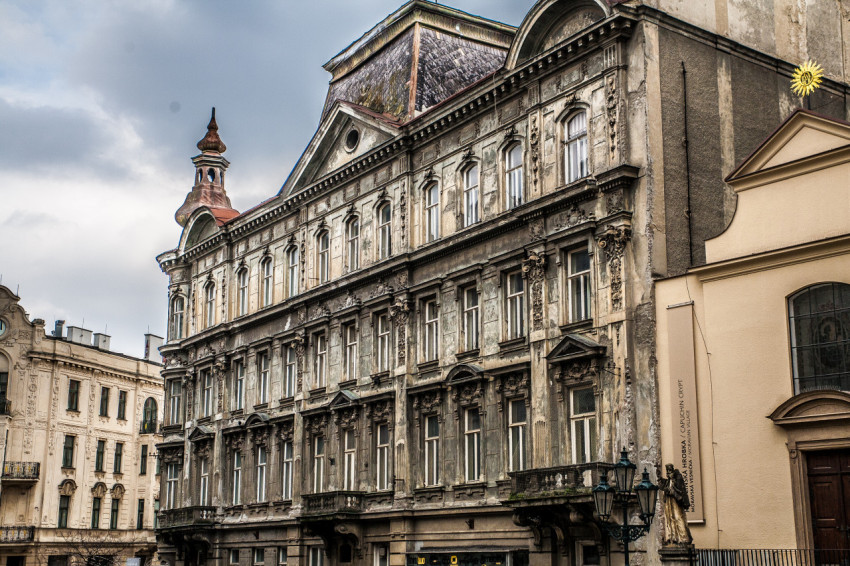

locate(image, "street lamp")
[[592, 448, 659, 566]]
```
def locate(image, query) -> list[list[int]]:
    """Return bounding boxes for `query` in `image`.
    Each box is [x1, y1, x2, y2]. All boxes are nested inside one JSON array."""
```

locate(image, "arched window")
[[425, 183, 440, 242], [565, 111, 588, 183], [317, 231, 330, 284], [261, 257, 273, 308], [287, 246, 300, 297], [170, 296, 185, 341], [788, 283, 850, 393], [462, 164, 480, 227], [505, 143, 524, 209], [141, 398, 158, 433], [377, 203, 392, 260], [236, 268, 248, 316], [346, 217, 360, 271], [204, 282, 216, 328]]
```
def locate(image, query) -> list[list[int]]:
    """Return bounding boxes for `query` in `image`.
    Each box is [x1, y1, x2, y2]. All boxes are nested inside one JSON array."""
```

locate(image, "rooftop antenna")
[[16, 284, 19, 296]]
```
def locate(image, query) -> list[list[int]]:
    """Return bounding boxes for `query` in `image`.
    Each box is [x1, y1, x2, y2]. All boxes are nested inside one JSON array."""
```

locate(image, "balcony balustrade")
[[0, 526, 35, 543], [302, 491, 364, 517], [507, 463, 614, 502], [696, 548, 850, 566], [157, 506, 216, 529], [1, 462, 40, 483]]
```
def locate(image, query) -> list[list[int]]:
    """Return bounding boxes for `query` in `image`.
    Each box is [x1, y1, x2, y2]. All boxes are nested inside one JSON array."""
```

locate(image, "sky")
[[0, 0, 531, 358]]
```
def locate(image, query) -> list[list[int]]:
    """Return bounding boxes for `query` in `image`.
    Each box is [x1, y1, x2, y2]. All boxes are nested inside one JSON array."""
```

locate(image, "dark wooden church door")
[[808, 450, 850, 551]]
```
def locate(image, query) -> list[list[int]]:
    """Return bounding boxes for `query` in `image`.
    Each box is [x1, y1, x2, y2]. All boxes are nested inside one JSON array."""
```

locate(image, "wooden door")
[[807, 450, 850, 551]]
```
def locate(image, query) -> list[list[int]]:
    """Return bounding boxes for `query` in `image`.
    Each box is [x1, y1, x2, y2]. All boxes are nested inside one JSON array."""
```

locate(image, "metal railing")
[[0, 526, 35, 542], [2, 462, 40, 480], [302, 491, 364, 515], [508, 462, 615, 498], [139, 420, 160, 434], [157, 506, 216, 528], [697, 548, 850, 566]]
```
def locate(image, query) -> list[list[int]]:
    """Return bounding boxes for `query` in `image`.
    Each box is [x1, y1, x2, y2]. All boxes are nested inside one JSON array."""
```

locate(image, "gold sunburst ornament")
[[791, 60, 824, 97]]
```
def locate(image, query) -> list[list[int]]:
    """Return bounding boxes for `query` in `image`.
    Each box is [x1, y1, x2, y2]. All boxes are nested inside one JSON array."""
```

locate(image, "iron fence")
[[697, 548, 850, 566], [1, 462, 40, 480]]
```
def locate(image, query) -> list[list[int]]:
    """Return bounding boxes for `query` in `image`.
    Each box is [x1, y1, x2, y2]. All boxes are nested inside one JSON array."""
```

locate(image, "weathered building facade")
[[0, 286, 164, 566], [154, 2, 850, 566]]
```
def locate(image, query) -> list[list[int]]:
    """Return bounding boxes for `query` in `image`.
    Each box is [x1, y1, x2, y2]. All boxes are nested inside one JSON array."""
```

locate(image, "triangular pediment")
[[187, 425, 215, 442], [281, 103, 400, 197], [727, 110, 850, 182], [329, 389, 360, 409], [546, 333, 606, 364]]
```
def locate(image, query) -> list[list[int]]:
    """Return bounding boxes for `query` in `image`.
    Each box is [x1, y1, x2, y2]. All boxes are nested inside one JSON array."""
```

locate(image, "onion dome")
[[196, 107, 227, 153]]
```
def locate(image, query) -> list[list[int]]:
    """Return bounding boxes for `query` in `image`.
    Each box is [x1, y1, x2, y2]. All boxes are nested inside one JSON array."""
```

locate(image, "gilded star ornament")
[[790, 60, 824, 97]]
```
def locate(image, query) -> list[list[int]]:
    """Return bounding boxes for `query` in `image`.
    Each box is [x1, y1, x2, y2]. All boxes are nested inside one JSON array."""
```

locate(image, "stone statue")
[[658, 464, 693, 546]]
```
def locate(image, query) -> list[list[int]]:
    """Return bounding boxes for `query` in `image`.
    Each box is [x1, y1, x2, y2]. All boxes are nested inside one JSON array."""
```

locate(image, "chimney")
[[54, 320, 65, 338], [144, 334, 164, 363], [66, 326, 92, 345], [93, 333, 111, 350]]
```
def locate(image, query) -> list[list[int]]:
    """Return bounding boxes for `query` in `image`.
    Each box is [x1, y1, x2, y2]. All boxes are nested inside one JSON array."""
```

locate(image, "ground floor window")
[[309, 547, 325, 566]]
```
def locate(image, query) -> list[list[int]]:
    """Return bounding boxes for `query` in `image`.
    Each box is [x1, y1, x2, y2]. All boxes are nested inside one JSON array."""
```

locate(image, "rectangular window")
[[508, 399, 527, 472], [463, 165, 480, 227], [238, 269, 248, 316], [58, 495, 70, 528], [343, 429, 356, 490], [567, 248, 591, 322], [344, 324, 358, 381], [376, 423, 390, 491], [256, 446, 267, 502], [376, 313, 390, 373], [506, 272, 525, 340], [262, 259, 274, 307], [114, 442, 123, 474], [230, 550, 240, 566], [424, 415, 439, 486], [313, 437, 325, 493], [258, 352, 269, 405], [62, 435, 75, 468], [91, 497, 102, 529], [140, 445, 148, 475], [202, 369, 213, 416], [205, 284, 216, 328], [571, 387, 597, 464], [309, 548, 324, 566], [347, 218, 360, 271], [95, 440, 106, 472], [232, 452, 242, 505], [166, 463, 179, 509], [234, 360, 245, 411], [464, 407, 481, 482], [318, 232, 330, 284], [278, 548, 288, 566], [200, 458, 209, 506], [283, 346, 296, 398], [254, 549, 265, 566], [109, 498, 119, 529], [68, 380, 80, 411], [425, 183, 440, 242], [287, 248, 299, 297], [99, 387, 110, 417], [462, 287, 479, 351], [378, 203, 392, 259], [566, 112, 589, 183], [117, 390, 127, 420], [169, 380, 182, 425], [506, 144, 524, 209], [374, 545, 388, 566], [282, 440, 293, 500], [136, 499, 145, 530], [314, 334, 327, 388], [423, 299, 439, 361]]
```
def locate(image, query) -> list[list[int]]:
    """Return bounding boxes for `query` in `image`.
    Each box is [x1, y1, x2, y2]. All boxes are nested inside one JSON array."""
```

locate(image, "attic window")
[[344, 129, 360, 152]]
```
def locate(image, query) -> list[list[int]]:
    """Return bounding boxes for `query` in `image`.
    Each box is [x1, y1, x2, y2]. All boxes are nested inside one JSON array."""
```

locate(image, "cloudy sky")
[[0, 0, 530, 358]]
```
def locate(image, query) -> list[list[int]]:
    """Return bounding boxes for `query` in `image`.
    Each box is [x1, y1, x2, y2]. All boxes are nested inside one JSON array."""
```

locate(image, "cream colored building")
[[0, 286, 164, 566], [655, 110, 850, 555]]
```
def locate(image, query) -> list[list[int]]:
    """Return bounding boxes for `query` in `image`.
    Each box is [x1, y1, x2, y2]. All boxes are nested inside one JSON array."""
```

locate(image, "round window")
[[344, 129, 360, 151]]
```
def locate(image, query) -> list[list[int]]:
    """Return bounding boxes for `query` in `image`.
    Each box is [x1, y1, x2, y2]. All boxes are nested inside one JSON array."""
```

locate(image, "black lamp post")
[[592, 448, 659, 566]]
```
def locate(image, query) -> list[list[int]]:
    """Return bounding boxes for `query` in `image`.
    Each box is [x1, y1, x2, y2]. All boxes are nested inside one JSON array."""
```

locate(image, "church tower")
[[175, 108, 237, 226]]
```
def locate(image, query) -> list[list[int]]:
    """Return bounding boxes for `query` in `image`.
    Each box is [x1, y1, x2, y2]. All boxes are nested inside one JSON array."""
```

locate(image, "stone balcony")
[[157, 506, 216, 529], [302, 491, 365, 518], [1, 462, 40, 485], [505, 462, 614, 505], [0, 526, 34, 543]]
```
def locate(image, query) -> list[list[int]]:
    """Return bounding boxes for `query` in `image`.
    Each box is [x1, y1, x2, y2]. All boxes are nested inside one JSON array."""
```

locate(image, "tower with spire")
[[175, 108, 238, 226]]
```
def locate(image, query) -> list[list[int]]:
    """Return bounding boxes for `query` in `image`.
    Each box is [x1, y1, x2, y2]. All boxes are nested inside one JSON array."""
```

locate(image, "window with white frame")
[[376, 423, 390, 490], [343, 429, 356, 490], [313, 436, 325, 493], [199, 458, 209, 506], [168, 380, 182, 425], [253, 548, 265, 566], [256, 445, 267, 502], [377, 203, 392, 259], [506, 271, 525, 340], [232, 451, 242, 505], [464, 407, 481, 482], [374, 545, 388, 566], [462, 287, 479, 351], [376, 313, 390, 373], [570, 387, 597, 464], [202, 369, 213, 417], [309, 547, 324, 566], [317, 231, 330, 284], [204, 282, 216, 328], [463, 164, 480, 227], [258, 352, 270, 405], [567, 248, 591, 322], [505, 143, 524, 209], [423, 299, 439, 361], [261, 257, 274, 307], [314, 334, 327, 388], [229, 550, 240, 566], [281, 439, 293, 500], [346, 217, 360, 271], [283, 346, 296, 398], [166, 463, 179, 509], [424, 414, 439, 486], [508, 399, 527, 472], [287, 246, 299, 297], [278, 548, 288, 566], [344, 323, 358, 381], [425, 183, 440, 242], [170, 296, 185, 341], [234, 360, 245, 411], [237, 268, 249, 316], [565, 111, 588, 183]]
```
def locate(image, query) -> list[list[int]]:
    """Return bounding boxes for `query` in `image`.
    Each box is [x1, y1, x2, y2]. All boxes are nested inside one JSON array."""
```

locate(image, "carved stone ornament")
[[555, 203, 592, 230], [306, 414, 329, 436], [389, 298, 410, 366], [503, 125, 518, 143], [365, 400, 393, 423], [252, 428, 269, 447], [343, 290, 361, 309], [91, 482, 107, 498], [596, 225, 631, 311], [522, 251, 547, 331], [371, 279, 394, 298], [452, 382, 484, 420], [496, 373, 529, 398], [225, 434, 245, 454], [111, 483, 125, 499], [605, 73, 619, 163], [160, 447, 185, 464], [334, 407, 360, 432], [278, 420, 294, 442], [193, 440, 212, 461], [58, 479, 77, 496], [412, 390, 442, 415], [530, 114, 541, 187]]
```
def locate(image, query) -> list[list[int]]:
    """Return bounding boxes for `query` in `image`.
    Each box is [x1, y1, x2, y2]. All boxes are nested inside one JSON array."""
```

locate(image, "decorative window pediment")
[[187, 425, 215, 443], [546, 333, 606, 365], [91, 482, 107, 498], [58, 479, 77, 496], [111, 483, 125, 499], [328, 389, 360, 410], [769, 390, 850, 428]]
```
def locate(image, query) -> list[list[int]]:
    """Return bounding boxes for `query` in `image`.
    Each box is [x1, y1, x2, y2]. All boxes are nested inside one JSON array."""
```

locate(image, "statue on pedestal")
[[658, 464, 693, 546]]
